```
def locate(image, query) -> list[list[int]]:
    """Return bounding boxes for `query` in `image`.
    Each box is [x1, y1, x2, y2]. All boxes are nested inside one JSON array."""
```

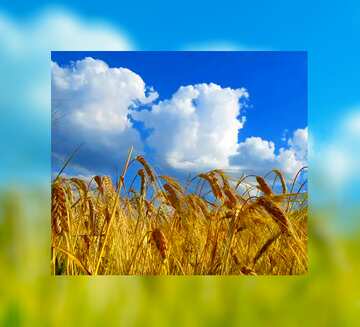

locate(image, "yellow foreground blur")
[[1, 189, 359, 326]]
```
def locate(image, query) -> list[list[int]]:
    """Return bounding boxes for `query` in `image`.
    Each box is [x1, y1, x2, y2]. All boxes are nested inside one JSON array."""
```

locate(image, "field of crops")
[[51, 148, 307, 275], [3, 187, 360, 326]]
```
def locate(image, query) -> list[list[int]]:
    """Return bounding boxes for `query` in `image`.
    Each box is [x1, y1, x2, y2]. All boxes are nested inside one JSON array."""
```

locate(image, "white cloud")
[[52, 56, 306, 178], [320, 146, 351, 188], [132, 83, 249, 170], [0, 9, 132, 117], [0, 9, 134, 184], [230, 127, 308, 178], [276, 148, 304, 177], [52, 57, 158, 171], [281, 128, 289, 142], [52, 58, 157, 132], [276, 127, 308, 176], [343, 108, 360, 138], [288, 126, 308, 161], [183, 41, 268, 51], [230, 137, 276, 170], [314, 109, 360, 190], [0, 8, 132, 54], [130, 79, 306, 176]]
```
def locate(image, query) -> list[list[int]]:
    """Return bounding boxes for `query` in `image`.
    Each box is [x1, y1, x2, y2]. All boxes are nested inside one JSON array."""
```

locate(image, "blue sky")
[[0, 1, 359, 228], [2, 0, 359, 137], [51, 51, 307, 180], [52, 51, 307, 144]]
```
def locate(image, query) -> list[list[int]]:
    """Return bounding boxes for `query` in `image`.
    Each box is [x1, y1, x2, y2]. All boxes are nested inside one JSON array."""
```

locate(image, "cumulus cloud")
[[132, 83, 249, 170], [230, 127, 308, 177], [0, 9, 131, 53], [288, 127, 308, 161], [52, 57, 157, 132], [51, 56, 307, 178], [230, 137, 276, 171], [0, 9, 132, 116], [343, 109, 360, 138], [315, 108, 360, 190], [0, 9, 133, 184], [319, 146, 351, 188], [48, 52, 307, 181], [308, 107, 360, 224], [277, 127, 308, 176], [52, 57, 158, 172], [131, 80, 306, 177]]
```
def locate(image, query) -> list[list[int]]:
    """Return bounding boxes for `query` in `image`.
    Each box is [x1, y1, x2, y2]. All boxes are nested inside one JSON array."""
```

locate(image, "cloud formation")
[[0, 9, 132, 116], [230, 137, 276, 171], [132, 83, 249, 170], [0, 9, 133, 183], [52, 57, 157, 171], [230, 127, 308, 177], [52, 57, 307, 178], [315, 109, 360, 190]]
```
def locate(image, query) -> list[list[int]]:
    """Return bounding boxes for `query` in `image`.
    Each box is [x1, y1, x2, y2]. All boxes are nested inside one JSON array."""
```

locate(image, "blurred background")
[[0, 1, 359, 325]]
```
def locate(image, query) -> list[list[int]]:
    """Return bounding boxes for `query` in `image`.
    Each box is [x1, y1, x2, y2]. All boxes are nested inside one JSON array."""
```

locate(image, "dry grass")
[[51, 150, 307, 275]]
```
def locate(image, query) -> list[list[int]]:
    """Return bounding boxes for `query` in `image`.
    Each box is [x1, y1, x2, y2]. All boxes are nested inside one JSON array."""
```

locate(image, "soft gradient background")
[[1, 1, 359, 325]]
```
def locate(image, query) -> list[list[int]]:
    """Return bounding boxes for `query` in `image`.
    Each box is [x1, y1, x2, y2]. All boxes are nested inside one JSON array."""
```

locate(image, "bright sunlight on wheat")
[[51, 147, 307, 275]]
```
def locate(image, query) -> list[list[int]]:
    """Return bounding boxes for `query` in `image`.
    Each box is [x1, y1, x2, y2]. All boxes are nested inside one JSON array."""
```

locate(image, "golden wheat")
[[51, 152, 307, 275]]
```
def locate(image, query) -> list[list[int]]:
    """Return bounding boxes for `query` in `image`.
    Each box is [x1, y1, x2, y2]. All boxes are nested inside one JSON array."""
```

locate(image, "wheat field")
[[51, 148, 307, 275]]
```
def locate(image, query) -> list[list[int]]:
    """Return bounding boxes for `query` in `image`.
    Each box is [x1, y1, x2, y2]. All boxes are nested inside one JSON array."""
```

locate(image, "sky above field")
[[0, 1, 359, 227], [51, 51, 307, 180]]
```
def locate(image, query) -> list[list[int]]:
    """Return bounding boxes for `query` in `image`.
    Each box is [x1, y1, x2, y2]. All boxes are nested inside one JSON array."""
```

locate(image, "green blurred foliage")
[[0, 189, 359, 326]]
